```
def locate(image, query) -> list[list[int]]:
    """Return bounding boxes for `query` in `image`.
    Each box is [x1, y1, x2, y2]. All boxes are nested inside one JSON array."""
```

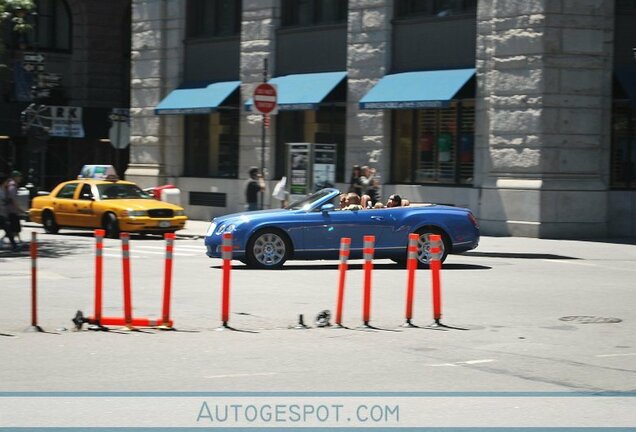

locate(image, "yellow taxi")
[[30, 175, 187, 238]]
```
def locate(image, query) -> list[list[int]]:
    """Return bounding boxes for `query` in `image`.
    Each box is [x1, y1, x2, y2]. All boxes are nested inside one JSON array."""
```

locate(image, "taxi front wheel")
[[42, 211, 59, 234], [103, 213, 120, 239]]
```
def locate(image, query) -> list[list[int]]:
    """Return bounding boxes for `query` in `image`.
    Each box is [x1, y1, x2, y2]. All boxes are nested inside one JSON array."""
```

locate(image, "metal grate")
[[189, 191, 227, 207]]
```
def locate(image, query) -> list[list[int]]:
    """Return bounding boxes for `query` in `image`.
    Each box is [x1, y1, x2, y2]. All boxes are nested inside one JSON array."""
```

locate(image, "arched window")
[[34, 0, 72, 51]]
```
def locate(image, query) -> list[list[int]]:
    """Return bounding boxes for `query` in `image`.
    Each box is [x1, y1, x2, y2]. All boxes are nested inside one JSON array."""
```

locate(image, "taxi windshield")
[[97, 183, 152, 200]]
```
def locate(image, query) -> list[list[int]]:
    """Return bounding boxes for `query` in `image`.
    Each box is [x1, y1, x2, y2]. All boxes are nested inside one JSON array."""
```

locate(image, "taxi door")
[[72, 183, 99, 228], [52, 182, 80, 226]]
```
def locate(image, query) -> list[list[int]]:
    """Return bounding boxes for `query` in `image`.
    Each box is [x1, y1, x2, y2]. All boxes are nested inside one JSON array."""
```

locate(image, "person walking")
[[2, 170, 22, 250], [245, 166, 265, 211]]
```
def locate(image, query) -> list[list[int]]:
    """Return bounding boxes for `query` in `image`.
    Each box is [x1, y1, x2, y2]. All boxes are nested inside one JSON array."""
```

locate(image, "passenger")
[[342, 192, 363, 210], [373, 202, 385, 209], [338, 193, 348, 209], [386, 194, 402, 208], [361, 194, 372, 209]]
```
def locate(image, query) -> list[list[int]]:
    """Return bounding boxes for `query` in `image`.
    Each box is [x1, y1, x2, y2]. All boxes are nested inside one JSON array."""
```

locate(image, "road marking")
[[595, 353, 636, 358], [542, 259, 636, 272], [204, 372, 278, 379], [429, 359, 495, 367]]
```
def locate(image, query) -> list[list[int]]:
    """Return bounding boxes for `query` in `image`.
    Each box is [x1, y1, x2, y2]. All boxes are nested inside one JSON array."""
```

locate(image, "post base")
[[24, 325, 44, 333]]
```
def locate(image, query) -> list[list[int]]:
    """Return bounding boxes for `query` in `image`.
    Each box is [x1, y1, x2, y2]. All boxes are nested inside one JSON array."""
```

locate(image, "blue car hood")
[[210, 208, 295, 225]]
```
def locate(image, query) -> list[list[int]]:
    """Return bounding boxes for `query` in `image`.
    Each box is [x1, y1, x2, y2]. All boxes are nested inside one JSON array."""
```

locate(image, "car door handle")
[[370, 216, 385, 221]]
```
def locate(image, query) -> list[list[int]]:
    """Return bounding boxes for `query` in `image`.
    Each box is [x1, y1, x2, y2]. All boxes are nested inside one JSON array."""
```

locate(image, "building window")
[[395, 0, 477, 18], [611, 102, 636, 189], [617, 0, 636, 12], [187, 0, 241, 38], [275, 107, 346, 182], [25, 0, 72, 51], [391, 101, 474, 185], [184, 111, 239, 178], [281, 0, 347, 27]]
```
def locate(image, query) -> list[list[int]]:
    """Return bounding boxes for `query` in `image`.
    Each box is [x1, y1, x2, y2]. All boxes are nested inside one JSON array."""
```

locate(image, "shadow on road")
[[463, 251, 579, 260], [211, 263, 491, 271]]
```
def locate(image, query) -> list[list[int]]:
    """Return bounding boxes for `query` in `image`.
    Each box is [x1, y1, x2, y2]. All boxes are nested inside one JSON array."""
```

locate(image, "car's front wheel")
[[415, 228, 450, 268], [42, 210, 59, 234], [103, 213, 120, 239], [245, 229, 290, 269]]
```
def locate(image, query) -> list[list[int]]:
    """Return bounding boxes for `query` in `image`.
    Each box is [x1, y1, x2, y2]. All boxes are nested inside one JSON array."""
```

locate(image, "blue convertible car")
[[205, 188, 479, 269]]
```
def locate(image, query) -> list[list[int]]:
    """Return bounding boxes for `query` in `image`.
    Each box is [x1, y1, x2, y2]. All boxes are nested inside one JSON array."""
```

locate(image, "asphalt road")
[[1, 225, 636, 427]]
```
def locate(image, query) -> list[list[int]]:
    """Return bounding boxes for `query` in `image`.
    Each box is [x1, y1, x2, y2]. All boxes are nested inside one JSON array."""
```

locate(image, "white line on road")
[[595, 353, 636, 358], [428, 359, 495, 367], [204, 372, 278, 379], [542, 259, 636, 272]]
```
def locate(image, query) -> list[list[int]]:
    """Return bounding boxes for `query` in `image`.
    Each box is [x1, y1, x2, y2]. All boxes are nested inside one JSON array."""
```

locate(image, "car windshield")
[[286, 189, 336, 211], [97, 183, 153, 200]]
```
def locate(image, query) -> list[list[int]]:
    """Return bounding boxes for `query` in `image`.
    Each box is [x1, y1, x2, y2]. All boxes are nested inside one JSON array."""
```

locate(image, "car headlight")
[[125, 210, 148, 217], [206, 222, 217, 237], [215, 223, 238, 235], [174, 209, 185, 216]]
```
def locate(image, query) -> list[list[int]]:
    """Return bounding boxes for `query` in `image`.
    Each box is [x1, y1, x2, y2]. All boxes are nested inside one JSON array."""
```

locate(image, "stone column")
[[347, 0, 393, 178], [239, 0, 278, 185], [475, 0, 614, 237], [127, 0, 185, 188]]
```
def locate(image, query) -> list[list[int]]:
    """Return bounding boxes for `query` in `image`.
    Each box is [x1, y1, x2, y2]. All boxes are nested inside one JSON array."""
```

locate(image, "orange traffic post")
[[159, 232, 176, 329], [361, 235, 375, 328], [403, 233, 419, 328], [429, 234, 443, 325], [88, 229, 108, 331], [28, 231, 43, 332], [120, 232, 134, 330], [219, 232, 233, 329], [334, 237, 351, 328]]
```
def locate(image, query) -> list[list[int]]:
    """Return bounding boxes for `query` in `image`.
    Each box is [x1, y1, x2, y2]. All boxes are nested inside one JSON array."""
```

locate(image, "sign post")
[[252, 59, 277, 209]]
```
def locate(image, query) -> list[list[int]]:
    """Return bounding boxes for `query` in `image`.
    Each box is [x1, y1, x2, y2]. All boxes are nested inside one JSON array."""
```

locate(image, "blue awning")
[[155, 81, 240, 115], [359, 68, 475, 110], [245, 71, 347, 111], [616, 67, 636, 107]]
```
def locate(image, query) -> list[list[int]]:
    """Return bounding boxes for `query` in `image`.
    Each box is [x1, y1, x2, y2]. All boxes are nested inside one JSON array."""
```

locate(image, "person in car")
[[343, 192, 363, 210]]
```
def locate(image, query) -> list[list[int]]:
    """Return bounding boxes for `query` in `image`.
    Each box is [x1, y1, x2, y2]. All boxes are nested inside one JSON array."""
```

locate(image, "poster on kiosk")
[[286, 143, 337, 203]]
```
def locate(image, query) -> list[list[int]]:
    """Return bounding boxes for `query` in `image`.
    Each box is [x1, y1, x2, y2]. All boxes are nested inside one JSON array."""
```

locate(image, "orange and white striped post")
[[403, 233, 419, 327], [120, 232, 134, 330], [429, 234, 443, 324], [28, 231, 43, 332], [91, 229, 106, 330], [160, 232, 176, 329], [334, 237, 351, 328], [362, 235, 375, 328], [220, 232, 233, 328]]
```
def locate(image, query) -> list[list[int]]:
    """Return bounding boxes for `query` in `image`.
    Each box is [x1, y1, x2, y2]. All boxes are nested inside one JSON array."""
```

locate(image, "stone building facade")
[[128, 0, 636, 238]]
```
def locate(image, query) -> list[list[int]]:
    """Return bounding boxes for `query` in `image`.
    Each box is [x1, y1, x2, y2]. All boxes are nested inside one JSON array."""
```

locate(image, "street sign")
[[108, 108, 130, 149], [24, 52, 45, 64], [252, 83, 277, 114]]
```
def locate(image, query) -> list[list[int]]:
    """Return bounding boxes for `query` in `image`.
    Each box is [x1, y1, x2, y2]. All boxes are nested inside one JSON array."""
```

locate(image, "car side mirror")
[[321, 203, 335, 213]]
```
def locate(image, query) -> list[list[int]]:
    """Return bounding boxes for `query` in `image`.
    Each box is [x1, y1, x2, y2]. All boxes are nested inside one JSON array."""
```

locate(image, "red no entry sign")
[[253, 83, 277, 114]]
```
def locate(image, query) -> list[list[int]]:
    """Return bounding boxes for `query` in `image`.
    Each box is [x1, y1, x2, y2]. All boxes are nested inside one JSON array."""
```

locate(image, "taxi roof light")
[[78, 165, 119, 181]]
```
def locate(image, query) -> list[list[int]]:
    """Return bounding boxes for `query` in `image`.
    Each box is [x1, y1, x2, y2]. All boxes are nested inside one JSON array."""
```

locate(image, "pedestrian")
[[348, 165, 363, 196], [245, 166, 265, 211], [2, 170, 22, 250], [360, 165, 381, 206]]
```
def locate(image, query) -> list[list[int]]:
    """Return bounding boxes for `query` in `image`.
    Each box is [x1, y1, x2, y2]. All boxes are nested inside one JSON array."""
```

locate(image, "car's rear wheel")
[[103, 213, 120, 239], [42, 210, 59, 234], [246, 229, 290, 269], [414, 227, 450, 268]]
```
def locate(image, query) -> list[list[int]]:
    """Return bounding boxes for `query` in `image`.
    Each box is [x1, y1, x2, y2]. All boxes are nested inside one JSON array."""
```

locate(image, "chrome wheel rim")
[[253, 233, 286, 266], [417, 232, 444, 264]]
